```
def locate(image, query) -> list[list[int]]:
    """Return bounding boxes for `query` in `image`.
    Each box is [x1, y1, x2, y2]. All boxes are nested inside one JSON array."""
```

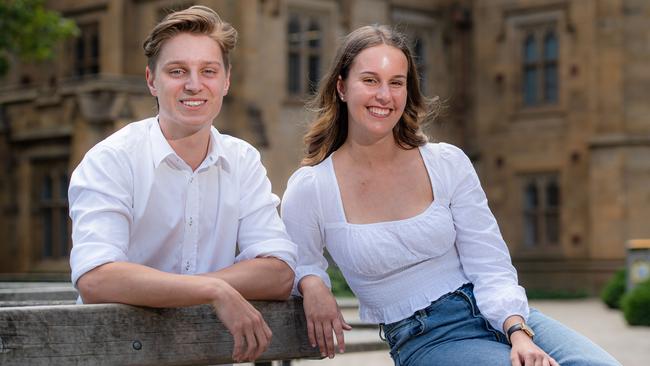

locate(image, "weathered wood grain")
[[0, 286, 78, 301], [0, 298, 320, 366], [0, 300, 76, 308]]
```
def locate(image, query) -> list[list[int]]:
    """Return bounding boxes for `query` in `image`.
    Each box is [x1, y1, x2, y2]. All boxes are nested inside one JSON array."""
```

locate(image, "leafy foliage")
[[601, 268, 627, 309], [621, 278, 650, 326], [0, 0, 78, 75], [327, 266, 355, 298], [525, 288, 588, 300]]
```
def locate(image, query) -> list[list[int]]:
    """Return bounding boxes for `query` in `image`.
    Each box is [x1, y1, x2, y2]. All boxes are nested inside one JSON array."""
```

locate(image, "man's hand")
[[211, 278, 273, 363], [300, 275, 352, 359]]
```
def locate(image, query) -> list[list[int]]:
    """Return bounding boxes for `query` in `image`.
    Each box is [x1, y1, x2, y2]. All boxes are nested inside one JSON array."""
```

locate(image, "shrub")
[[621, 278, 650, 326], [526, 288, 588, 300], [601, 268, 627, 309], [327, 267, 355, 298]]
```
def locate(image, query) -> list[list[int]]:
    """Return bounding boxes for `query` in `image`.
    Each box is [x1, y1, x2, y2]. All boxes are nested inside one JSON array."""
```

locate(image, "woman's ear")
[[336, 76, 346, 102]]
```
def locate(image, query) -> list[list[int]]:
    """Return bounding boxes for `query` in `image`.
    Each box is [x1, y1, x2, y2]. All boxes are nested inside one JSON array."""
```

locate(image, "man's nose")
[[184, 72, 201, 92]]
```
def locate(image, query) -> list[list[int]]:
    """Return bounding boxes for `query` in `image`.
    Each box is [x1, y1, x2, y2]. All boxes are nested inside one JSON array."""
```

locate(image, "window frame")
[[520, 173, 561, 250], [30, 158, 71, 268], [286, 9, 327, 98], [73, 22, 101, 78], [504, 8, 567, 118]]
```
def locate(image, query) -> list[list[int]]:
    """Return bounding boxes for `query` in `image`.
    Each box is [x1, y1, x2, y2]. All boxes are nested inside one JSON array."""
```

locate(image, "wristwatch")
[[506, 322, 535, 343]]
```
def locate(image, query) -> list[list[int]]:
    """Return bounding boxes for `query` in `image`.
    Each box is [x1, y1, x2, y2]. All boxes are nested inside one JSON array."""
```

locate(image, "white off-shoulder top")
[[281, 142, 529, 331]]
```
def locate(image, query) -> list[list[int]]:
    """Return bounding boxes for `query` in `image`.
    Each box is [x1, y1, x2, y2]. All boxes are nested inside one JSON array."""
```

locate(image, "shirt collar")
[[149, 117, 231, 173], [204, 127, 231, 173]]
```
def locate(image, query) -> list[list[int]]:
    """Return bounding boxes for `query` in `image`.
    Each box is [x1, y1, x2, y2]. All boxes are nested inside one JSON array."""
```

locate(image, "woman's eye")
[[391, 80, 405, 87], [363, 78, 377, 85]]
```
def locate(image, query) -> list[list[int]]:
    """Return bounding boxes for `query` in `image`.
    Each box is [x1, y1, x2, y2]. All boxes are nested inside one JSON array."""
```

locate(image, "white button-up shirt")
[[69, 117, 296, 289]]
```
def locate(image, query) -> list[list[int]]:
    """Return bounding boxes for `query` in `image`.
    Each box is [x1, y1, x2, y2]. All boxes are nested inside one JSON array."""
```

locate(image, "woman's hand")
[[510, 332, 559, 366], [299, 275, 352, 358]]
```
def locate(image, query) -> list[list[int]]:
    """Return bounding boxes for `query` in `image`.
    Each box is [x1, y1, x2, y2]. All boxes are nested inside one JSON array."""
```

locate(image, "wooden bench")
[[0, 285, 386, 365], [0, 298, 321, 365]]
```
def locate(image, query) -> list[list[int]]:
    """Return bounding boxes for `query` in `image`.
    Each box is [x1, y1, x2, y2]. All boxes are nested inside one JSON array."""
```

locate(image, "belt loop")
[[379, 323, 387, 341]]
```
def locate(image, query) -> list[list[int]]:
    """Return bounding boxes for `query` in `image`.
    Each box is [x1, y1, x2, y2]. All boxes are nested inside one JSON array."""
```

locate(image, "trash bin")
[[627, 239, 650, 291]]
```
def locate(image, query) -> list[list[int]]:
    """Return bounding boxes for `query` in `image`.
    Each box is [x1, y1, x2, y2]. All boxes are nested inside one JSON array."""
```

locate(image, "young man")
[[68, 6, 296, 363]]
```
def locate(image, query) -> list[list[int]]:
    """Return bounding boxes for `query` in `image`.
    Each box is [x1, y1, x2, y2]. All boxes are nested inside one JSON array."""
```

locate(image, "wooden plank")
[[0, 298, 320, 366], [0, 300, 76, 308], [0, 287, 78, 301]]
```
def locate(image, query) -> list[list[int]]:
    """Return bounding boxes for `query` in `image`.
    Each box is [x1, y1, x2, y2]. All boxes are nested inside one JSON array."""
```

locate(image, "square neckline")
[[327, 144, 440, 227]]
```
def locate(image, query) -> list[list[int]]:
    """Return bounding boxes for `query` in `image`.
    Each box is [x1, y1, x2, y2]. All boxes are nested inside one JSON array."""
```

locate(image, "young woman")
[[281, 25, 620, 366]]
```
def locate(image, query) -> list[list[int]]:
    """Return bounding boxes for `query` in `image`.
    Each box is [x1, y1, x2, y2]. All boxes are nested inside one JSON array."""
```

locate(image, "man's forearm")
[[77, 261, 226, 307], [200, 257, 294, 300]]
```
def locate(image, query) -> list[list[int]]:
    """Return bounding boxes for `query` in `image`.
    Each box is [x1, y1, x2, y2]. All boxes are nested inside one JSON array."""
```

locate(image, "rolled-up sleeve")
[[445, 144, 529, 332], [235, 145, 297, 272], [281, 167, 331, 296], [69, 146, 133, 288]]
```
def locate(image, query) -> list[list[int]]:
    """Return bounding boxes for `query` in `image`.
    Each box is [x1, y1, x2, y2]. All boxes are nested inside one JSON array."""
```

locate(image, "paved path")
[[278, 298, 649, 366]]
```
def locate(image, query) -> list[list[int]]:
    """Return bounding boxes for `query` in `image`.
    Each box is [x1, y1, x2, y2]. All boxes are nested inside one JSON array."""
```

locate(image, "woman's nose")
[[375, 83, 390, 102]]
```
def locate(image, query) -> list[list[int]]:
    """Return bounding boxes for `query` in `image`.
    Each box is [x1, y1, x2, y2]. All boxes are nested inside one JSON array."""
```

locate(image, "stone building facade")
[[0, 0, 648, 293]]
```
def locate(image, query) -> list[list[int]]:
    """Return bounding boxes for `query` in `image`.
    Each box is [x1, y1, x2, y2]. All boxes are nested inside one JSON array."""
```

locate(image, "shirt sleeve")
[[234, 145, 297, 272], [68, 145, 133, 288], [444, 143, 529, 332], [281, 167, 331, 296]]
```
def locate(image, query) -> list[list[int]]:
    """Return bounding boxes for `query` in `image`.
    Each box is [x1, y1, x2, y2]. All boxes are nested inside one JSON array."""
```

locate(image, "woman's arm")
[[281, 167, 351, 358]]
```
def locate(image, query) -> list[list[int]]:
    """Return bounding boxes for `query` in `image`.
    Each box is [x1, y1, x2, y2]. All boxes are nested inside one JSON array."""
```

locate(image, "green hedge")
[[621, 278, 650, 326], [601, 268, 627, 309], [327, 267, 355, 298]]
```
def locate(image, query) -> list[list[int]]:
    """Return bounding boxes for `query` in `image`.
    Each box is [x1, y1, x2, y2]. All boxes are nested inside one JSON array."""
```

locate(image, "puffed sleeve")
[[68, 145, 133, 288], [281, 167, 331, 295], [234, 144, 297, 271], [443, 143, 529, 332]]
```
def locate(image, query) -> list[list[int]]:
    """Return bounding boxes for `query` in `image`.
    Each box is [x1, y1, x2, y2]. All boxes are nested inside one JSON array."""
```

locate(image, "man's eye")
[[169, 69, 184, 76], [203, 69, 217, 75]]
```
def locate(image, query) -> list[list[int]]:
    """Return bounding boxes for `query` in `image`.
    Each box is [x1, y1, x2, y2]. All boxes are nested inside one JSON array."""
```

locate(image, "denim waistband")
[[379, 282, 474, 340]]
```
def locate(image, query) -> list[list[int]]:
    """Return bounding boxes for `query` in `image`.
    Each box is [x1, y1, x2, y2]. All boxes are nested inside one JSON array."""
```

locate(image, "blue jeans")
[[381, 283, 621, 366]]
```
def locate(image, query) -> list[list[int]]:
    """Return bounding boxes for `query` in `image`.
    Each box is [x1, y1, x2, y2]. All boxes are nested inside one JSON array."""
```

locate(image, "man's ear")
[[336, 75, 345, 101], [223, 66, 231, 96], [146, 66, 157, 96]]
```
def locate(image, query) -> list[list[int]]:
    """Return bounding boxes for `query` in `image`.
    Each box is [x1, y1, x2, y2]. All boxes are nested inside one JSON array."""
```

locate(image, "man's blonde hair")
[[143, 5, 237, 71]]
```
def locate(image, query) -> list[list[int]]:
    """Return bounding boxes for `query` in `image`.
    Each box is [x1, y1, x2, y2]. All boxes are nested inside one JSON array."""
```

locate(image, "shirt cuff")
[[70, 242, 129, 288], [235, 239, 297, 272], [293, 265, 332, 296], [485, 286, 530, 332]]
